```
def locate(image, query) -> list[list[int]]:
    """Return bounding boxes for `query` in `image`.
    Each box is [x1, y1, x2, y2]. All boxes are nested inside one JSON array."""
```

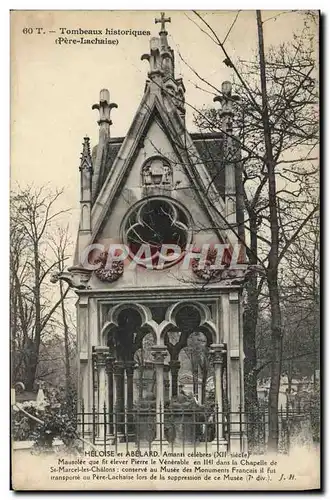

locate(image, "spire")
[[141, 11, 175, 82], [141, 12, 185, 119], [79, 136, 93, 235], [156, 12, 174, 78], [213, 81, 240, 234], [79, 136, 93, 173]]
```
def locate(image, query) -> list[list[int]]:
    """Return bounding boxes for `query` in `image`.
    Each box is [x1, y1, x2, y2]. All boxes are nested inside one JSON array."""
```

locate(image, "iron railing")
[[76, 401, 319, 455]]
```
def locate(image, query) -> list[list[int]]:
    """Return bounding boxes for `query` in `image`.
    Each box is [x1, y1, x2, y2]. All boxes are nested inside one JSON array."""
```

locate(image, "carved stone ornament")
[[113, 360, 125, 376], [192, 247, 231, 281], [141, 157, 173, 187], [50, 266, 92, 290], [94, 350, 108, 367], [211, 349, 226, 365], [125, 360, 137, 376], [192, 248, 263, 285], [105, 355, 115, 374], [169, 360, 181, 370], [94, 251, 124, 283], [210, 343, 227, 365], [151, 348, 167, 364]]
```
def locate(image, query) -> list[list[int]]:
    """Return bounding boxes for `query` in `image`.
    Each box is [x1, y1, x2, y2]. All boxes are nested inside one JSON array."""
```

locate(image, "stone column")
[[151, 346, 168, 447], [211, 343, 227, 451], [92, 349, 98, 410], [228, 291, 245, 452], [164, 365, 170, 402], [169, 360, 181, 397], [94, 346, 109, 441], [77, 296, 89, 412], [125, 360, 136, 441], [113, 360, 125, 438], [105, 353, 115, 436]]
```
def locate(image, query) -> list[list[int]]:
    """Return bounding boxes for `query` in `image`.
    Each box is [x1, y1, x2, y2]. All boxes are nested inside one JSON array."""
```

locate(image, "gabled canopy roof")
[[89, 86, 227, 245], [93, 131, 225, 204]]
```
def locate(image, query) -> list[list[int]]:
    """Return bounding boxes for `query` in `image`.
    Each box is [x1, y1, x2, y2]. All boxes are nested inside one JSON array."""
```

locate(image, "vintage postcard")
[[10, 10, 320, 491]]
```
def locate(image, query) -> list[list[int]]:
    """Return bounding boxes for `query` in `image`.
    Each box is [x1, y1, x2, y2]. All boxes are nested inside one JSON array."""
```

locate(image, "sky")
[[11, 10, 315, 236]]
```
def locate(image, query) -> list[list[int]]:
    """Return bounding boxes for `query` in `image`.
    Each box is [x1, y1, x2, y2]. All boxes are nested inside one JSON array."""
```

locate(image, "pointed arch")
[[159, 300, 217, 343], [101, 302, 158, 346]]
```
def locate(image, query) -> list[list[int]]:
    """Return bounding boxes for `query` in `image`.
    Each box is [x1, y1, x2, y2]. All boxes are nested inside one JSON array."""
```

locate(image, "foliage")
[[169, 389, 204, 411], [12, 400, 46, 442], [309, 382, 320, 442], [133, 392, 156, 411], [12, 385, 79, 452]]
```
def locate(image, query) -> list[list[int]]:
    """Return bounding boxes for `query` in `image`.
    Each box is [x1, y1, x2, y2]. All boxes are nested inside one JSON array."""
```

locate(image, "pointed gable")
[[73, 12, 243, 270], [89, 90, 227, 246], [94, 132, 226, 204]]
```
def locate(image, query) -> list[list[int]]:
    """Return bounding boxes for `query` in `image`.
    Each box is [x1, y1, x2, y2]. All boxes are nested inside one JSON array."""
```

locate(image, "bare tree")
[[186, 10, 319, 449], [49, 225, 75, 401], [10, 185, 71, 391]]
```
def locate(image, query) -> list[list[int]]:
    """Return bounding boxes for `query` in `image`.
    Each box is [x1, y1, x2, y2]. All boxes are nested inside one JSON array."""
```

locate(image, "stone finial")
[[221, 80, 232, 96], [79, 136, 93, 172], [155, 12, 174, 76], [92, 89, 118, 127], [142, 12, 176, 87], [155, 12, 171, 34], [141, 37, 163, 76], [214, 80, 240, 139], [214, 81, 240, 118]]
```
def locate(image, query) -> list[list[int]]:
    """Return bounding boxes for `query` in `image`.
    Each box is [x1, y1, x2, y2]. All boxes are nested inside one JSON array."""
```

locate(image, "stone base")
[[126, 432, 136, 443], [116, 433, 127, 443], [211, 439, 227, 452], [229, 434, 247, 453], [151, 439, 169, 449], [95, 435, 115, 446]]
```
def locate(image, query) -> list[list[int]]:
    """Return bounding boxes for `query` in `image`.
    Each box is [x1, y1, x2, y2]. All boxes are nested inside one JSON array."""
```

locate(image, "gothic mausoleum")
[[54, 13, 255, 451]]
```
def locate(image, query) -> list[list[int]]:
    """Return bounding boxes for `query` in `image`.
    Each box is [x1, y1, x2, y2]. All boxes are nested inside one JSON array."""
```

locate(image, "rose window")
[[123, 198, 191, 268]]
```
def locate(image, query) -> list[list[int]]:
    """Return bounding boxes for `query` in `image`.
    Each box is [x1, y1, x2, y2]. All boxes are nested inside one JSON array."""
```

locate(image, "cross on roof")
[[155, 12, 171, 32]]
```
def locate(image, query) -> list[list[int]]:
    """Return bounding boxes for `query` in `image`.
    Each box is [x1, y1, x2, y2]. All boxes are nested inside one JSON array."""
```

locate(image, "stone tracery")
[[91, 299, 227, 446], [123, 197, 191, 268]]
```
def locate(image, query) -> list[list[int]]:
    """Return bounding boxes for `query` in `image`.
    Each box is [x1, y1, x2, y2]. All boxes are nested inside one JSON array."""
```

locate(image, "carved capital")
[[105, 354, 115, 374], [125, 360, 137, 377], [210, 343, 227, 365], [93, 346, 109, 367], [113, 360, 125, 376], [151, 346, 168, 365], [169, 360, 181, 371]]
